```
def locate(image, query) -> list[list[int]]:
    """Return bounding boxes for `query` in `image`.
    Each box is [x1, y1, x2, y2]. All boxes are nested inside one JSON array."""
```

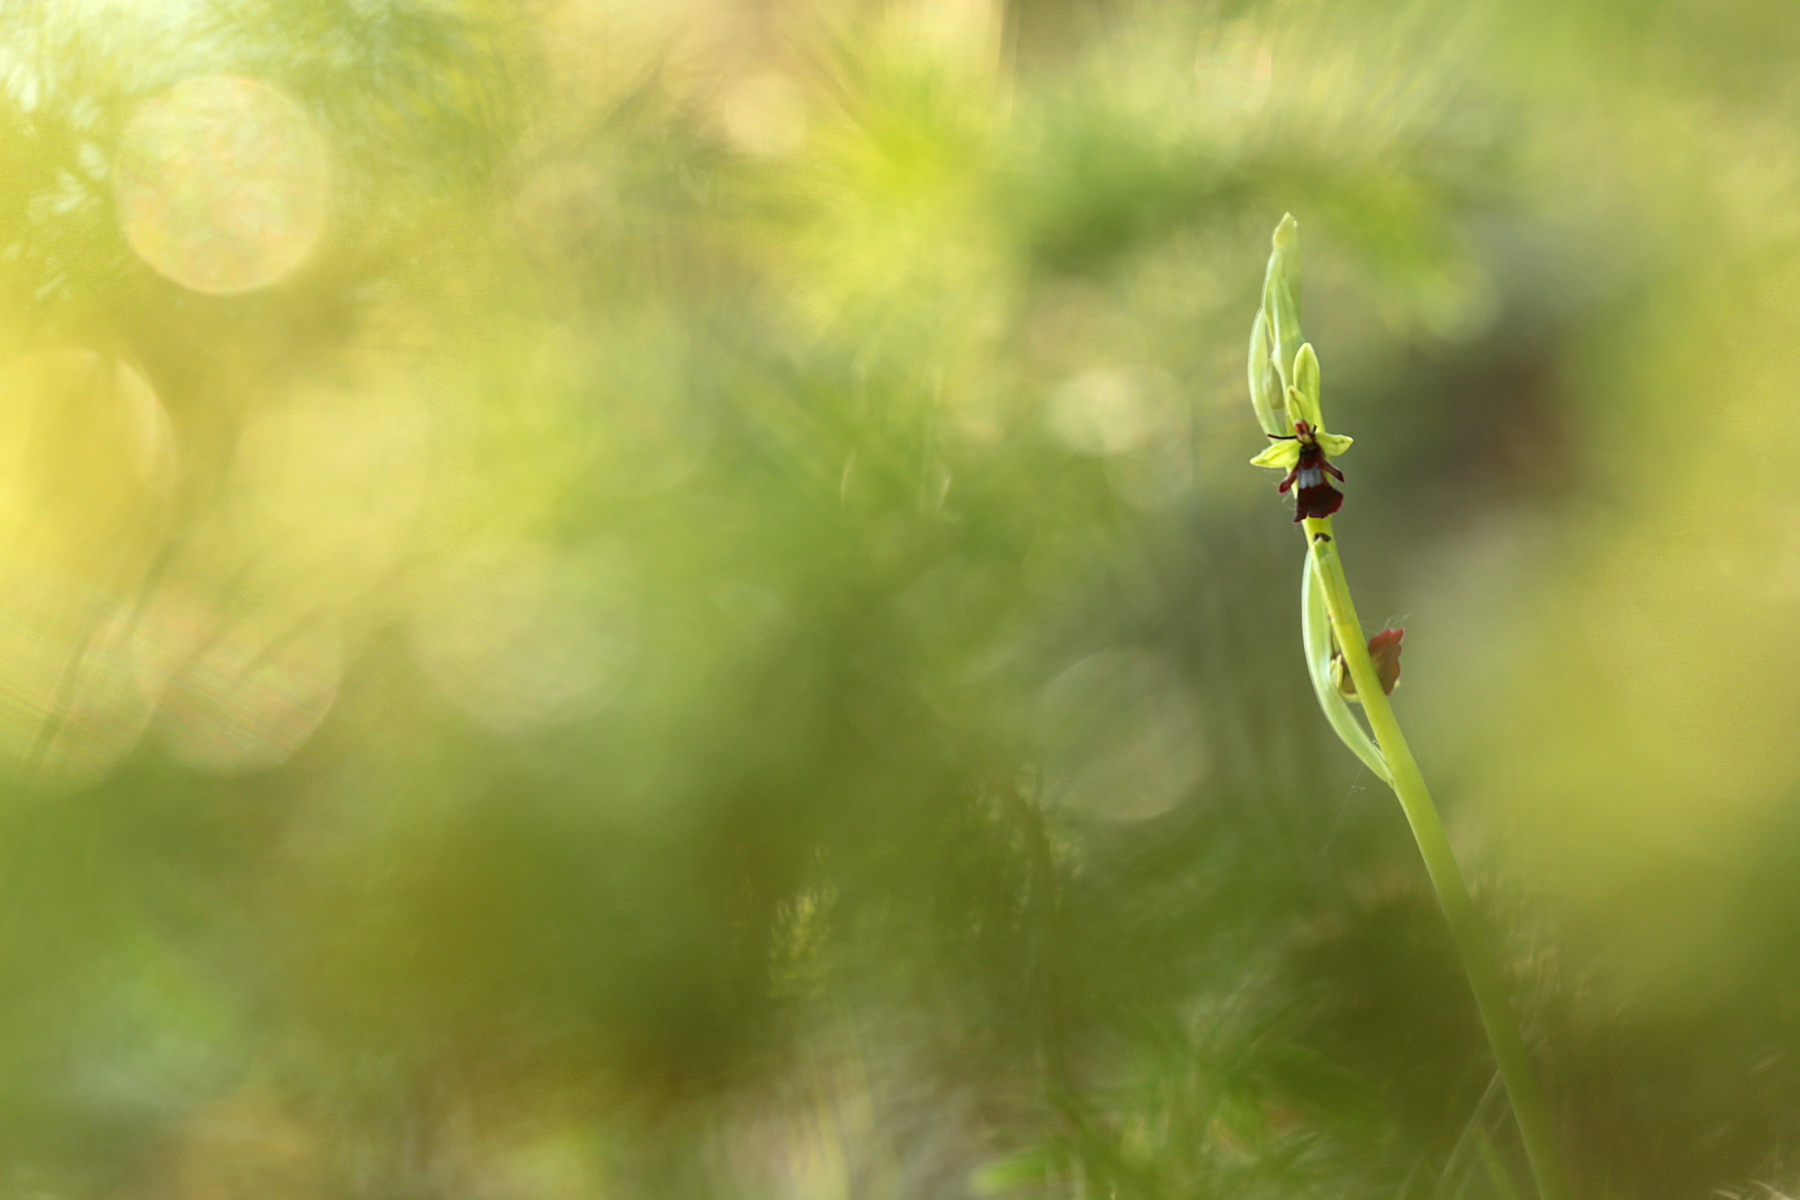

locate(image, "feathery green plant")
[[1247, 215, 1571, 1200]]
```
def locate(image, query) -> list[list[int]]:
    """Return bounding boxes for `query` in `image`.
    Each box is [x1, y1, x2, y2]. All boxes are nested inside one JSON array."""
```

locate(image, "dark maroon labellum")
[[1271, 421, 1344, 522]]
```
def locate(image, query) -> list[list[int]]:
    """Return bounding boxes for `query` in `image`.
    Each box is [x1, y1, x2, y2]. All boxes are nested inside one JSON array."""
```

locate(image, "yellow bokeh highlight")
[[114, 76, 330, 293]]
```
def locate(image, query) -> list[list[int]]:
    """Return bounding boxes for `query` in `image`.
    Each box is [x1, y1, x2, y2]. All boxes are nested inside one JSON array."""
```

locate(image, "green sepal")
[[1250, 440, 1301, 470]]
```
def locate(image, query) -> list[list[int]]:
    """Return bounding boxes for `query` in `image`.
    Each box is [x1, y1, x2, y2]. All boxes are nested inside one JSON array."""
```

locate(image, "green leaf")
[[1302, 547, 1389, 783]]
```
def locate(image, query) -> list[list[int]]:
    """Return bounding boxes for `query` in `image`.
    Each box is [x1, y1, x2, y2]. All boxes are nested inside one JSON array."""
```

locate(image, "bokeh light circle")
[[0, 575, 156, 790], [1037, 649, 1209, 821], [0, 350, 180, 789], [409, 541, 639, 733], [0, 349, 176, 559], [114, 76, 331, 293], [141, 598, 344, 775]]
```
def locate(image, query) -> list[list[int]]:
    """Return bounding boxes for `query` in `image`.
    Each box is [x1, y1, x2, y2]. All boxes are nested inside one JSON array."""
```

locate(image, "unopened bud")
[[1248, 309, 1288, 438], [1260, 214, 1302, 393], [1333, 627, 1405, 701]]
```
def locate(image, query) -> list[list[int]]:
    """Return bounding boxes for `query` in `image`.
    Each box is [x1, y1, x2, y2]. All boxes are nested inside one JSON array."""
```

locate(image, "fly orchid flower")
[[1246, 214, 1354, 522], [1249, 343, 1353, 521]]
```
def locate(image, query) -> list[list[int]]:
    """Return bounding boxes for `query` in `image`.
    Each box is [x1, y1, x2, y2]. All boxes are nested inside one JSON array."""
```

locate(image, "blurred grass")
[[0, 0, 1798, 1196]]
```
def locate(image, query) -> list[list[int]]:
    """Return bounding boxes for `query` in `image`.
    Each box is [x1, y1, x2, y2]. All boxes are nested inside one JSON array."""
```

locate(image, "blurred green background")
[[1, 0, 1798, 1195]]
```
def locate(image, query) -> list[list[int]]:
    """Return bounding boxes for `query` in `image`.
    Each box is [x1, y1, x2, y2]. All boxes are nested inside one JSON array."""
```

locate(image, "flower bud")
[[1247, 309, 1289, 438], [1333, 627, 1405, 700], [1260, 214, 1302, 393]]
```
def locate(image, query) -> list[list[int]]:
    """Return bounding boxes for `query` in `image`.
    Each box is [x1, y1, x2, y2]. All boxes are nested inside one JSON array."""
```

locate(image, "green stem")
[[1302, 515, 1571, 1200]]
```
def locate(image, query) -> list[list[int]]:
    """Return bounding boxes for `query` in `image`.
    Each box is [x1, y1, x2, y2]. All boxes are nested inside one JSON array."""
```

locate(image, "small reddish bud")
[[1334, 628, 1404, 699], [1367, 628, 1404, 695]]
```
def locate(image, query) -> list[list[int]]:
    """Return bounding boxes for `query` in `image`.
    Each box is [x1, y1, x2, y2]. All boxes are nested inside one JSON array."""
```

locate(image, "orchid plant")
[[1248, 216, 1571, 1200]]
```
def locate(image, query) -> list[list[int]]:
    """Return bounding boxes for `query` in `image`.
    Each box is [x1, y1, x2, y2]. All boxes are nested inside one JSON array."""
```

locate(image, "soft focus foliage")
[[2, 0, 1800, 1196]]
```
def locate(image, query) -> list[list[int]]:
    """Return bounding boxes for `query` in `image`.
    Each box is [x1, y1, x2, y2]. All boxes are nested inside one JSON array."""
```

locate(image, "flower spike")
[[1246, 216, 1353, 521], [1241, 214, 1573, 1200]]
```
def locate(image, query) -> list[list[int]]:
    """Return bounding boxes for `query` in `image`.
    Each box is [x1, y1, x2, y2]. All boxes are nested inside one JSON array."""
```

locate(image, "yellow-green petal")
[[1316, 432, 1353, 457], [1250, 440, 1300, 470]]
